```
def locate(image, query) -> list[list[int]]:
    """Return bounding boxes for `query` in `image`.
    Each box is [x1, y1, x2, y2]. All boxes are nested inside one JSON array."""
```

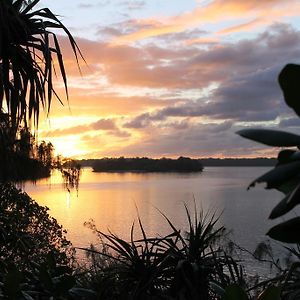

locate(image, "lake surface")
[[24, 167, 289, 275]]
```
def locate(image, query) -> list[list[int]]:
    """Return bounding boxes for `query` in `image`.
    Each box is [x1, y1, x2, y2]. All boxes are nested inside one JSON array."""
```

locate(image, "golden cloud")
[[110, 0, 300, 45]]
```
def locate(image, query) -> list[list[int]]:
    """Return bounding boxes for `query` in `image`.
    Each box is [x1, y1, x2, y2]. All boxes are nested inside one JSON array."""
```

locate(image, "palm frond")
[[0, 0, 84, 132]]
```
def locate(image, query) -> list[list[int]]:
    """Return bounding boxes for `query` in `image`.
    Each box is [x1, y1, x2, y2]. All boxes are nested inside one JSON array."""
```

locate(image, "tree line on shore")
[[78, 156, 276, 172], [0, 113, 54, 181], [90, 156, 204, 172]]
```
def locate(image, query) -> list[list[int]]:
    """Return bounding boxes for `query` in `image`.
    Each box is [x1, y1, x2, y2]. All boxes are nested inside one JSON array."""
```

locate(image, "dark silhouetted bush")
[[0, 183, 74, 271]]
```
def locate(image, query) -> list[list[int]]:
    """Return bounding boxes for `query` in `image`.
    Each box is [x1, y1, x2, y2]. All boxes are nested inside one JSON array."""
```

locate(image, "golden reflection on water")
[[25, 169, 189, 249], [24, 167, 281, 258]]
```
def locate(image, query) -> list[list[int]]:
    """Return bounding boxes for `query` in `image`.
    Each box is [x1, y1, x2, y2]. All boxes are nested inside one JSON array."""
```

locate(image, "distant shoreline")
[[92, 169, 203, 173], [199, 158, 276, 167], [90, 157, 204, 173], [78, 157, 276, 172]]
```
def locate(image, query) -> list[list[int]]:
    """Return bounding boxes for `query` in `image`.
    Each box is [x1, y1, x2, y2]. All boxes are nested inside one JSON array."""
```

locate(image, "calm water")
[[24, 167, 289, 274]]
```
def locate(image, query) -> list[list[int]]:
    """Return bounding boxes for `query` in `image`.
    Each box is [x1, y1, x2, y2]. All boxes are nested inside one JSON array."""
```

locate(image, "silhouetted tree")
[[0, 0, 83, 181], [0, 0, 83, 132], [17, 128, 34, 158]]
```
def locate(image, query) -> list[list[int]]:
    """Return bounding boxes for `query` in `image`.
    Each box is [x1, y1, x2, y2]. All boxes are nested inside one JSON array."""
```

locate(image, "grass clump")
[[78, 205, 246, 299]]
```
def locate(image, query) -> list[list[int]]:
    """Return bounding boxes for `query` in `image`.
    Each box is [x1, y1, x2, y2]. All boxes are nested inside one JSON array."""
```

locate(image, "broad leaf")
[[54, 274, 76, 295], [291, 151, 300, 161], [237, 129, 300, 147], [3, 268, 23, 299], [278, 64, 300, 117], [69, 288, 97, 299], [258, 285, 281, 300], [269, 183, 300, 219], [224, 284, 248, 300], [277, 149, 298, 165], [267, 217, 300, 243], [209, 282, 225, 297], [39, 264, 53, 291], [276, 177, 300, 195], [248, 161, 300, 190]]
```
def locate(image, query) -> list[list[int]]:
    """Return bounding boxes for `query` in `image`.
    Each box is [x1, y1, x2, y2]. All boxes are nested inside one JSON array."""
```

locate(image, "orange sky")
[[37, 0, 300, 158]]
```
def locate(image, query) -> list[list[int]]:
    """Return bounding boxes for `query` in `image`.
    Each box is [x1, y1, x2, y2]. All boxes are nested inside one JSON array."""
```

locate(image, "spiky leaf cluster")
[[0, 0, 83, 130]]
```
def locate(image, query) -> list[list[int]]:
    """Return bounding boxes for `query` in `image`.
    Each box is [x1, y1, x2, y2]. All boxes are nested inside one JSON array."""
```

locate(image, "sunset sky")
[[37, 0, 300, 158]]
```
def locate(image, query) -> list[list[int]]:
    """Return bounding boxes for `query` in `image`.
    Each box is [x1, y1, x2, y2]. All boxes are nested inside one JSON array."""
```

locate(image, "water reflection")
[[24, 167, 283, 259]]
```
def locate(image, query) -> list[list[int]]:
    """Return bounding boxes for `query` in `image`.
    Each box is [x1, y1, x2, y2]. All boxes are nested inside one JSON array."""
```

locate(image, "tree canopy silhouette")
[[0, 0, 83, 133]]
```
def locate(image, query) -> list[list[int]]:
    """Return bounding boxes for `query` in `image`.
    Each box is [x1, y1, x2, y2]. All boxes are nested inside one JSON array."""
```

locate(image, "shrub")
[[0, 183, 74, 271], [0, 184, 97, 299]]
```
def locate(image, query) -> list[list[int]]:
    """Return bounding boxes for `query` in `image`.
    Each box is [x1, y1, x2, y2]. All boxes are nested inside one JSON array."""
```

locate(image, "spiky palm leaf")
[[0, 0, 83, 131]]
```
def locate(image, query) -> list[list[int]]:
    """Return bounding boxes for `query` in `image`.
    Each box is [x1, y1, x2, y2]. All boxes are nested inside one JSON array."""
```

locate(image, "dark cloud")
[[107, 122, 275, 158], [148, 28, 208, 45], [206, 66, 284, 121], [123, 113, 151, 129], [121, 24, 300, 125], [165, 120, 191, 130], [95, 24, 300, 91]]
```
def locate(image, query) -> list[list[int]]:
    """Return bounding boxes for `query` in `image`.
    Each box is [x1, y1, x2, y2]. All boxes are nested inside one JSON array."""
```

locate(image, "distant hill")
[[78, 157, 276, 172]]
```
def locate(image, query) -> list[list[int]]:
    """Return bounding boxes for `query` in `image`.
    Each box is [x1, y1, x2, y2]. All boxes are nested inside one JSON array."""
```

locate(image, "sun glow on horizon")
[[29, 0, 300, 159], [44, 136, 86, 158]]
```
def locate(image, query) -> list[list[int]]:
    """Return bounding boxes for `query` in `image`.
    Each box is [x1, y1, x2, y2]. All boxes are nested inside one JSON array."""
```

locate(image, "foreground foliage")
[[77, 206, 300, 299], [0, 183, 297, 299], [0, 183, 84, 299], [236, 63, 300, 298], [0, 183, 73, 271], [78, 207, 248, 299], [0, 1, 88, 298], [237, 64, 300, 244]]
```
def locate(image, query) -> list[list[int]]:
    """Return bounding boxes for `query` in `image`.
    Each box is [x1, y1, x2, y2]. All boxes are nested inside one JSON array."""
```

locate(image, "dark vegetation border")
[[90, 156, 204, 172], [78, 157, 276, 171]]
